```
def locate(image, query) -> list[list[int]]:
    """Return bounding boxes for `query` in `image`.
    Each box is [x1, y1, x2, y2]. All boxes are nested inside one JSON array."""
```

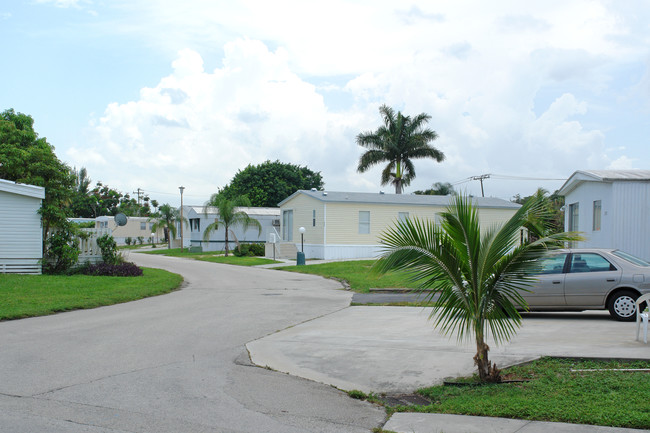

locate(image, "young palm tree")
[[203, 194, 262, 256], [151, 204, 188, 249], [375, 194, 581, 382], [357, 105, 444, 194]]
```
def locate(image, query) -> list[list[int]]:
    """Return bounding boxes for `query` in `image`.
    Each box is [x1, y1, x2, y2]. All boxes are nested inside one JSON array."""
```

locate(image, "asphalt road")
[[0, 253, 384, 433]]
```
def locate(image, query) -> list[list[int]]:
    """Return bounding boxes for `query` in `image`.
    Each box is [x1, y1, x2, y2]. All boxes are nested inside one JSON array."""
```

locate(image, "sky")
[[2, 0, 649, 207]]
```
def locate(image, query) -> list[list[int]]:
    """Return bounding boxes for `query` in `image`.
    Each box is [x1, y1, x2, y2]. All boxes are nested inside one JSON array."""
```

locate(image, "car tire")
[[607, 290, 639, 322]]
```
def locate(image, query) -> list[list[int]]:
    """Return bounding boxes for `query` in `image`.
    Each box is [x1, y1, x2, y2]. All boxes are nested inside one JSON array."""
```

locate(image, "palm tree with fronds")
[[357, 105, 444, 194], [151, 204, 188, 249], [375, 194, 582, 382], [203, 194, 262, 256]]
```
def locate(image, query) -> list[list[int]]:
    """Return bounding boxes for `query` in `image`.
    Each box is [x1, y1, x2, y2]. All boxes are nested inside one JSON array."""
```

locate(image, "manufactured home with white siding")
[[185, 205, 280, 252], [558, 169, 650, 261], [276, 190, 521, 260], [0, 179, 45, 274]]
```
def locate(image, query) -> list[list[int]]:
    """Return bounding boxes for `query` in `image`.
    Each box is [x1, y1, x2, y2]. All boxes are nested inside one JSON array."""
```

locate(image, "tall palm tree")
[[151, 204, 188, 249], [357, 105, 444, 194], [203, 194, 262, 256], [375, 194, 581, 382]]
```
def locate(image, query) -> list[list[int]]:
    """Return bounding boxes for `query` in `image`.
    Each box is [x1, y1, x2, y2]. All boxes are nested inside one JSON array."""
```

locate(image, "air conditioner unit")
[[272, 219, 280, 226]]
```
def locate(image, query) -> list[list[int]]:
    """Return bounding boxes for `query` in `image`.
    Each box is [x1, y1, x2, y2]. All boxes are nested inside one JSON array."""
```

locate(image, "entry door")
[[282, 210, 293, 241], [522, 253, 568, 307]]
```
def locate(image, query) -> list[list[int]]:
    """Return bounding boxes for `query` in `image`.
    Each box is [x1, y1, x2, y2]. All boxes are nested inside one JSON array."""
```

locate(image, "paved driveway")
[[0, 253, 384, 433]]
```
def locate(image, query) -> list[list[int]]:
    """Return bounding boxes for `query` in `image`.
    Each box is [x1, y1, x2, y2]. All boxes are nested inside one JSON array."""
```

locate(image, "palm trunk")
[[224, 224, 229, 257], [474, 337, 501, 382]]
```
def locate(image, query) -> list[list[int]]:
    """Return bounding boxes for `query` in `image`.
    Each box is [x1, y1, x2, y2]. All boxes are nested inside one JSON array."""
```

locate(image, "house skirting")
[[0, 258, 42, 274], [293, 243, 382, 260]]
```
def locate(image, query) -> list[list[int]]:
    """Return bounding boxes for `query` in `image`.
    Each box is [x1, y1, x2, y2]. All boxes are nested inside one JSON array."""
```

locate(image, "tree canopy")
[[413, 182, 455, 196], [0, 108, 74, 240], [219, 160, 324, 207], [357, 105, 444, 194]]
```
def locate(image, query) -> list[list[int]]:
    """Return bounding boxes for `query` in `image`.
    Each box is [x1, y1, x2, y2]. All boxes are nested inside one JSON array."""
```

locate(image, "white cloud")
[[71, 40, 365, 203], [36, 0, 90, 8], [64, 1, 650, 202]]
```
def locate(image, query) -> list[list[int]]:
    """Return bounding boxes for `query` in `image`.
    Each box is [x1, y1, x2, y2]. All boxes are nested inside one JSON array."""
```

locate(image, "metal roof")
[[279, 190, 521, 209], [0, 178, 45, 199], [558, 170, 650, 196], [185, 206, 280, 216]]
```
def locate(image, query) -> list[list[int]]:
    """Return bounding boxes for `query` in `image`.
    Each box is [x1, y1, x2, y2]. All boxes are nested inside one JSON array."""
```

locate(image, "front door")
[[282, 210, 293, 241]]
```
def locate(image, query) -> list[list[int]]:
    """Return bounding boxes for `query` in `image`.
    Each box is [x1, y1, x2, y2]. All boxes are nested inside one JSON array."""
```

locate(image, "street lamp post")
[[297, 226, 306, 266], [179, 186, 185, 253], [299, 226, 305, 253]]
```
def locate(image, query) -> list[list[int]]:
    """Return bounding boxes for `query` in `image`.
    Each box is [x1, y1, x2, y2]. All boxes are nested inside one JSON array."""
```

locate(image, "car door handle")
[[606, 279, 616, 282], [552, 281, 562, 284]]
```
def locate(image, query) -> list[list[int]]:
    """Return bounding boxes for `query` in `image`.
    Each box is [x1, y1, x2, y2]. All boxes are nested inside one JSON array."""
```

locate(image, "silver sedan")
[[523, 248, 650, 321]]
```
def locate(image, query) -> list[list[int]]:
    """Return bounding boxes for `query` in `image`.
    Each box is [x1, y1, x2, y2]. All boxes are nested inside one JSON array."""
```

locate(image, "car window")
[[538, 254, 568, 274], [569, 253, 616, 273], [612, 250, 650, 267]]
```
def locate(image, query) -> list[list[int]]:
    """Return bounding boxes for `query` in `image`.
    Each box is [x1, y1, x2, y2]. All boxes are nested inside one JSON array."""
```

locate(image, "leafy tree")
[[219, 160, 324, 207], [151, 204, 187, 249], [414, 182, 455, 196], [375, 194, 581, 382], [0, 108, 75, 261], [512, 188, 564, 236], [203, 194, 262, 256], [357, 105, 444, 194]]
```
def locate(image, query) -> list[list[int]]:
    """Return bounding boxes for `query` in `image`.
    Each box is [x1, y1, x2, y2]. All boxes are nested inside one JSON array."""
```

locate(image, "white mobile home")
[[185, 206, 280, 252], [0, 179, 45, 274], [276, 190, 521, 260], [558, 169, 650, 261]]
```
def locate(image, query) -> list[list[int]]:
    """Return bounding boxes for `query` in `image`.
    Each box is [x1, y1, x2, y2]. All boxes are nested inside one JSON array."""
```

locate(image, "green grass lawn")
[[275, 260, 420, 292], [141, 248, 280, 266], [141, 247, 223, 257], [394, 357, 650, 429], [0, 268, 183, 320], [194, 256, 281, 266]]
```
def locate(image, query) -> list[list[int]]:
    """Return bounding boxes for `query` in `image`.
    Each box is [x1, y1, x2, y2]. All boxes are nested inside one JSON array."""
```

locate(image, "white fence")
[[77, 228, 112, 264]]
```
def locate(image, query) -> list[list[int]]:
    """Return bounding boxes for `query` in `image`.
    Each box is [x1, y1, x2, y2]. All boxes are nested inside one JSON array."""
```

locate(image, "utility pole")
[[132, 188, 144, 205], [470, 174, 490, 197]]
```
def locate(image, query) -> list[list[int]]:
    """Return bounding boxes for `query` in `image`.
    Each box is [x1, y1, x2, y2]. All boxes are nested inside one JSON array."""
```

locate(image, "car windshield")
[[611, 250, 650, 267]]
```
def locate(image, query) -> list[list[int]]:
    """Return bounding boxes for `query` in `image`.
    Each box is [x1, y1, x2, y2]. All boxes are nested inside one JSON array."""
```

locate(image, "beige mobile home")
[[276, 190, 521, 260], [96, 216, 164, 245]]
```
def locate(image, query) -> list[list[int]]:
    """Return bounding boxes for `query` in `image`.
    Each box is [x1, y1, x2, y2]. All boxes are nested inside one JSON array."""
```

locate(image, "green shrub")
[[137, 236, 144, 245], [96, 234, 120, 265], [43, 227, 81, 274], [125, 237, 133, 246], [234, 243, 265, 257]]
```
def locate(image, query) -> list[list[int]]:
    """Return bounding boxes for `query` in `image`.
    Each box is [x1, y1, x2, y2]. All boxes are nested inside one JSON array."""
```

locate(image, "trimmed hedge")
[[82, 262, 144, 277], [233, 243, 265, 257]]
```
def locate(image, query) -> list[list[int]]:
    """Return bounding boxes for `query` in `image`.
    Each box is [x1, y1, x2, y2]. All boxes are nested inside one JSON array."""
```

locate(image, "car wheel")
[[607, 290, 639, 322]]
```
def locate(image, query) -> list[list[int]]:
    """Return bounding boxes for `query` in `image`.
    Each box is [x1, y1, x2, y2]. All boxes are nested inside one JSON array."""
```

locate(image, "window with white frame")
[[568, 203, 579, 231], [359, 211, 370, 234], [592, 200, 601, 231], [140, 222, 146, 230]]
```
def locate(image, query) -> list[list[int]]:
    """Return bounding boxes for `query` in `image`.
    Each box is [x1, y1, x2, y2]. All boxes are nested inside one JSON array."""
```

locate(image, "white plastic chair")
[[636, 293, 650, 344]]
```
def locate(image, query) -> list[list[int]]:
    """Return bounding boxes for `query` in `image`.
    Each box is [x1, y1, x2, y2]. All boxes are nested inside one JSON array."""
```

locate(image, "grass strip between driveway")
[[0, 268, 183, 321], [141, 248, 281, 266], [393, 357, 650, 429], [274, 260, 420, 292]]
